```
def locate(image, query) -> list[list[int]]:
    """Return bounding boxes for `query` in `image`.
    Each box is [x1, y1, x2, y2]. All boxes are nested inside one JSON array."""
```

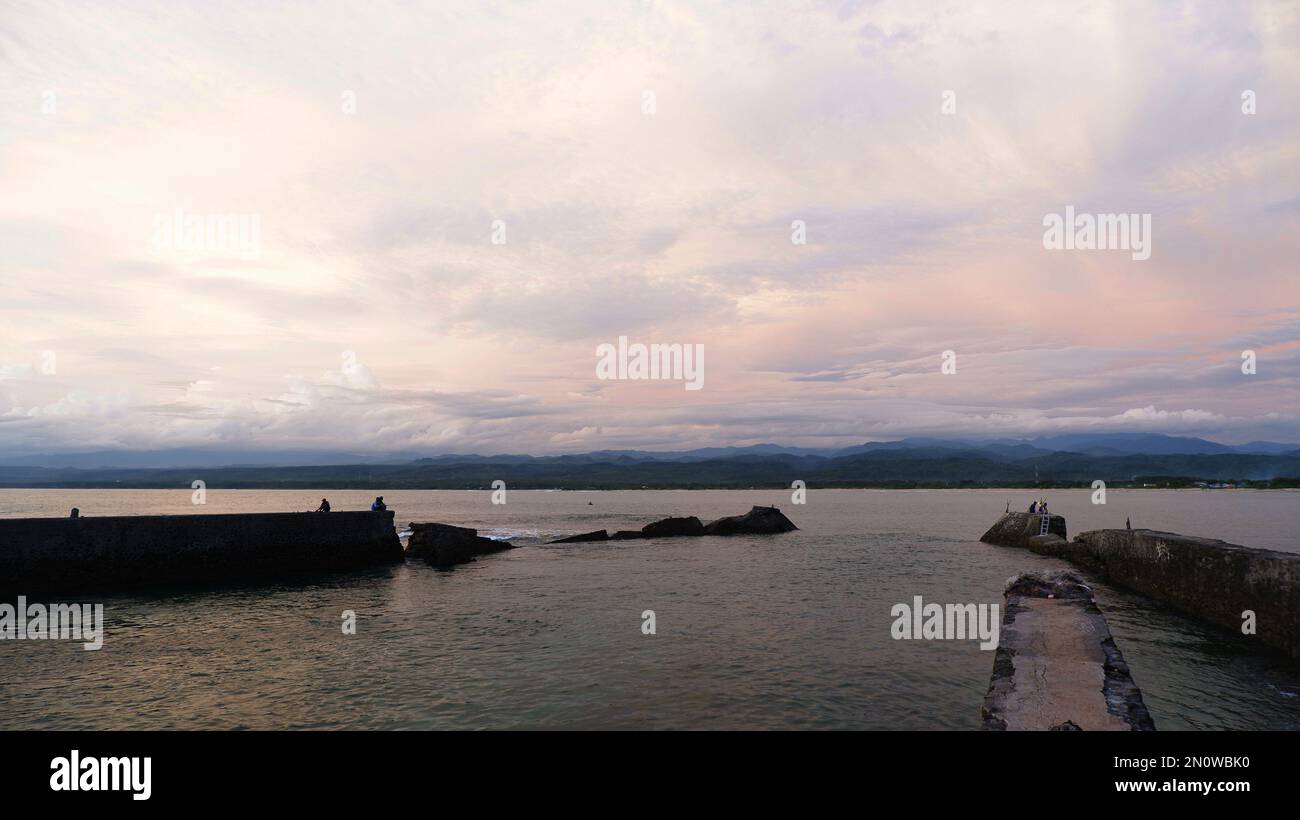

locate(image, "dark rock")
[[544, 508, 798, 546], [407, 522, 513, 567], [1004, 570, 1093, 600], [549, 529, 609, 543], [641, 516, 705, 538], [979, 512, 1067, 549], [703, 505, 798, 536]]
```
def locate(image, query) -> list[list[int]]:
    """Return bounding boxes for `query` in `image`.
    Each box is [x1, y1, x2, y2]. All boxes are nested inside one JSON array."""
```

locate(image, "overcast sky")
[[1, 0, 1298, 455]]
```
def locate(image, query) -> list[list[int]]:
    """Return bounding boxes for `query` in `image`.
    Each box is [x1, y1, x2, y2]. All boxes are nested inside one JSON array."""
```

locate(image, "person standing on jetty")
[[371, 496, 387, 512]]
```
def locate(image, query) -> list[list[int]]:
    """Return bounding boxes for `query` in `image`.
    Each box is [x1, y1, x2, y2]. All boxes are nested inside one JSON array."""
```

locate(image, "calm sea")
[[1, 488, 1297, 730]]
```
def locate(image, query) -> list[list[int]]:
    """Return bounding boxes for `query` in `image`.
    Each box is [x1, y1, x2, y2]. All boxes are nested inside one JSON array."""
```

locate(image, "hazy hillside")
[[2, 445, 1298, 489]]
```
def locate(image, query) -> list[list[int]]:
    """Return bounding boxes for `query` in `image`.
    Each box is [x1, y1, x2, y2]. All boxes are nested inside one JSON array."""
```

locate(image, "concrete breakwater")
[[983, 571, 1155, 731], [1068, 529, 1300, 661], [0, 511, 403, 593], [980, 512, 1300, 661]]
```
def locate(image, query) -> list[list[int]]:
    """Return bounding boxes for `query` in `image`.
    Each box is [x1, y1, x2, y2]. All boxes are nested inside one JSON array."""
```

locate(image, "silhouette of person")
[[371, 496, 387, 512], [316, 498, 331, 513]]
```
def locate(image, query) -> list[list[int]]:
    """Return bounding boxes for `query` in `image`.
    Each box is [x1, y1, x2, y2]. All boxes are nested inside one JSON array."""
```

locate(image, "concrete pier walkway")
[[983, 571, 1155, 731]]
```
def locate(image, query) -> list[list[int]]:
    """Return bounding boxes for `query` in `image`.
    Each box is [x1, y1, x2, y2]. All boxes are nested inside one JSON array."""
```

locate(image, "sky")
[[1, 0, 1298, 457]]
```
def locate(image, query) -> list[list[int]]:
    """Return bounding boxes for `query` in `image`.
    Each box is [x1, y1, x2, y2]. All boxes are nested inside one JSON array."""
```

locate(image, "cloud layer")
[[2, 0, 1298, 455]]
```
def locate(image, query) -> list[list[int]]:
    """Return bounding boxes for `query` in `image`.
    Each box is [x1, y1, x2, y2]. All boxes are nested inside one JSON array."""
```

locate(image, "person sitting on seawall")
[[315, 498, 331, 513], [371, 496, 387, 512], [1027, 500, 1038, 513]]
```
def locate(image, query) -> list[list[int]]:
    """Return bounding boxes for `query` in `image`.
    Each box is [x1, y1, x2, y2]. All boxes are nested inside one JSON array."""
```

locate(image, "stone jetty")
[[0, 511, 403, 594], [981, 511, 1300, 661], [982, 571, 1155, 731], [1067, 529, 1299, 661]]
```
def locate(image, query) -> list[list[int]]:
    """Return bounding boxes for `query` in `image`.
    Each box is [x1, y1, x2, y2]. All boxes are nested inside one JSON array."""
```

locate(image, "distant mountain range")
[[1, 433, 1298, 489], [8, 432, 1290, 470]]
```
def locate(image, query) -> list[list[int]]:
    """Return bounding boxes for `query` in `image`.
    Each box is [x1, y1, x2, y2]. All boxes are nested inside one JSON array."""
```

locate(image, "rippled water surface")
[[2, 488, 1297, 729]]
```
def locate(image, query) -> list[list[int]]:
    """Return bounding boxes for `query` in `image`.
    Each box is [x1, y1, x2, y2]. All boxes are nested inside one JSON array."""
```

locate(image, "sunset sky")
[[2, 0, 1298, 456]]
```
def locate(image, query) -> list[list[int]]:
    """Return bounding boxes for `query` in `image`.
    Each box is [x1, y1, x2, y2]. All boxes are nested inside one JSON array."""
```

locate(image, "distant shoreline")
[[2, 482, 1298, 491], [5, 444, 1299, 492]]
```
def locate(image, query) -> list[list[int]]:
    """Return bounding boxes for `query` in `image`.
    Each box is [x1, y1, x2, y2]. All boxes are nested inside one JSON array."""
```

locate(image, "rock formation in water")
[[406, 522, 513, 567], [548, 508, 798, 543], [979, 511, 1067, 549], [641, 516, 706, 538], [703, 505, 798, 535]]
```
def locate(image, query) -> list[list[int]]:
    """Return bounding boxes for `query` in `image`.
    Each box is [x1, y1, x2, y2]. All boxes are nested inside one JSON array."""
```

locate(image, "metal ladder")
[[1039, 514, 1051, 535]]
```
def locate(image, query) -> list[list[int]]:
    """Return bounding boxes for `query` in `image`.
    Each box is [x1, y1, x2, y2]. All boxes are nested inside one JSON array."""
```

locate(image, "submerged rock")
[[641, 516, 705, 538], [703, 505, 798, 536], [407, 522, 513, 567], [609, 530, 646, 540], [550, 529, 609, 543], [1004, 570, 1093, 600]]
